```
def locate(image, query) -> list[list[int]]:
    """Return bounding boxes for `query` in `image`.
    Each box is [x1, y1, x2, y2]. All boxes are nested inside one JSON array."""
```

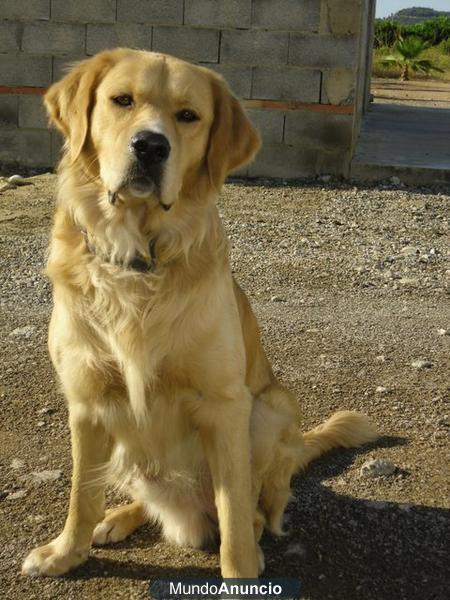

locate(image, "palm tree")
[[382, 37, 444, 80]]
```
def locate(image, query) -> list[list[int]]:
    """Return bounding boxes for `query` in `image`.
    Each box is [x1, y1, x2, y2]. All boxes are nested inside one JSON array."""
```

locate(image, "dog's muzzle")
[[122, 130, 171, 202]]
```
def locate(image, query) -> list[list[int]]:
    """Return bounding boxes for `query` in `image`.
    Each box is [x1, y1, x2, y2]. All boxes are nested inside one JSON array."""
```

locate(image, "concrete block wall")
[[0, 0, 368, 178]]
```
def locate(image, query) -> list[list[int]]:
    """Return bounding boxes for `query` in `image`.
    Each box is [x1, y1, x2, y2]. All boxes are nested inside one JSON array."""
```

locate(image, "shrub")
[[440, 38, 450, 55]]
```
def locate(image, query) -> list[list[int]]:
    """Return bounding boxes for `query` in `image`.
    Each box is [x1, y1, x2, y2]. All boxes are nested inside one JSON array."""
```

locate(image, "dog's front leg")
[[200, 387, 258, 578], [22, 409, 111, 576]]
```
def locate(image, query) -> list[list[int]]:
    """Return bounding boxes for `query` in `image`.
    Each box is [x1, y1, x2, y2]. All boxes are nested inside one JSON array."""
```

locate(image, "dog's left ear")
[[207, 74, 261, 190]]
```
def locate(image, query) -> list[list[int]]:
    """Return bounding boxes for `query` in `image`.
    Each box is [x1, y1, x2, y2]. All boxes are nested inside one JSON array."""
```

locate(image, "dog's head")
[[45, 49, 260, 209]]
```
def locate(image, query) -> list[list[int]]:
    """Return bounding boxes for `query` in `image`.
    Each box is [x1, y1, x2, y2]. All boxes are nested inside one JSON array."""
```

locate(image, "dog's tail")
[[296, 410, 378, 472]]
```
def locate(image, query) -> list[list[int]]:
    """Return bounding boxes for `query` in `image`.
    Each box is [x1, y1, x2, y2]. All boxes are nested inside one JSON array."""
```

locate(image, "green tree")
[[374, 19, 401, 48], [382, 37, 445, 80]]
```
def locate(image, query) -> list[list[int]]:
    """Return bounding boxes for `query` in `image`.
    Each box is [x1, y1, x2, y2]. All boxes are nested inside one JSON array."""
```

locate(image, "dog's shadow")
[[67, 436, 448, 600], [262, 436, 449, 600], [71, 555, 218, 581]]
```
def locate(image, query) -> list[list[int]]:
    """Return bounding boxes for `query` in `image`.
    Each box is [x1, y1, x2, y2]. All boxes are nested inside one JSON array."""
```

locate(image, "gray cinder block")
[[248, 141, 349, 178], [0, 23, 21, 52], [152, 27, 219, 63], [248, 142, 318, 178], [322, 68, 355, 105], [0, 54, 52, 86], [51, 0, 116, 24], [221, 30, 289, 65], [0, 96, 18, 126], [19, 95, 47, 129], [87, 24, 152, 55], [289, 34, 357, 68], [184, 0, 251, 29], [22, 23, 86, 55], [208, 64, 252, 98], [0, 0, 49, 21], [246, 109, 285, 144], [252, 0, 320, 31], [322, 0, 363, 35], [317, 148, 351, 176], [117, 0, 183, 25], [0, 127, 52, 167], [252, 67, 320, 102], [52, 56, 88, 82], [284, 110, 353, 150]]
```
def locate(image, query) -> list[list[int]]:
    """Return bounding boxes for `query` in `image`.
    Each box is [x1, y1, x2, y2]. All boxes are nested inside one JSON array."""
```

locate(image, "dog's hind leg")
[[92, 501, 146, 545]]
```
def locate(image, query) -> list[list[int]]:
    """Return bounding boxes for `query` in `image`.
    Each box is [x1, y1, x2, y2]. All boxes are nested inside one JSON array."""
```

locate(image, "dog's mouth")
[[110, 167, 172, 211], [126, 175, 156, 198]]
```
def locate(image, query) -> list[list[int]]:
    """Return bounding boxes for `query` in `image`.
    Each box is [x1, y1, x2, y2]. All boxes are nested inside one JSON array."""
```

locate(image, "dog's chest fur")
[[55, 209, 229, 481], [48, 191, 237, 525]]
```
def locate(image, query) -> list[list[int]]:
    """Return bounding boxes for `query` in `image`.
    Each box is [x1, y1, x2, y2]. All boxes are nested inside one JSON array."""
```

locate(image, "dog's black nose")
[[130, 131, 171, 164]]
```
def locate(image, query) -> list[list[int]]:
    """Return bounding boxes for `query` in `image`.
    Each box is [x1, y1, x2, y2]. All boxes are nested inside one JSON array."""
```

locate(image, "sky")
[[376, 1, 450, 18]]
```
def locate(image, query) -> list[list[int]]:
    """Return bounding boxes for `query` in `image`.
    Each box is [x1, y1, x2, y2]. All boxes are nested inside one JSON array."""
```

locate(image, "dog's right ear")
[[206, 73, 261, 191], [44, 50, 121, 164]]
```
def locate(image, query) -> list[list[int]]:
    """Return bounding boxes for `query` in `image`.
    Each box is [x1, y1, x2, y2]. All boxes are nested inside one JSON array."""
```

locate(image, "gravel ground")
[[0, 174, 449, 600]]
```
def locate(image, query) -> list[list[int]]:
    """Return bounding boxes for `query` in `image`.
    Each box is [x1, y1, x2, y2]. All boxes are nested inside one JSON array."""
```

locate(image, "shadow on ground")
[[261, 439, 448, 600], [58, 437, 449, 600]]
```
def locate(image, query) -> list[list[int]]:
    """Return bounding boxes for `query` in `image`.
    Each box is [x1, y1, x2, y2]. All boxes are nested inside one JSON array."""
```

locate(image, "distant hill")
[[386, 7, 450, 24]]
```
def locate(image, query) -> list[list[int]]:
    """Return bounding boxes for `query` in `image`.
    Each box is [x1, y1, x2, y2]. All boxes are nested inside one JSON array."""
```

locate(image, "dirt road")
[[0, 175, 449, 599], [371, 77, 450, 109]]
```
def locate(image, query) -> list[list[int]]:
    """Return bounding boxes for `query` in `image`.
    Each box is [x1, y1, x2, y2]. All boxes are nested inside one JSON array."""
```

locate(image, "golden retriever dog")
[[22, 49, 377, 578]]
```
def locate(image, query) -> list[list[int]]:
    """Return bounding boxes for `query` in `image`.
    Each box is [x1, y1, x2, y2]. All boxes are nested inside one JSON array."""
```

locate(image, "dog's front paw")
[[22, 539, 89, 577]]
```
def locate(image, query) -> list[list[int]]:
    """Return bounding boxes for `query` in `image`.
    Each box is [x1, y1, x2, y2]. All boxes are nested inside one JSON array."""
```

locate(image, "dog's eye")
[[112, 95, 133, 108], [176, 109, 199, 123]]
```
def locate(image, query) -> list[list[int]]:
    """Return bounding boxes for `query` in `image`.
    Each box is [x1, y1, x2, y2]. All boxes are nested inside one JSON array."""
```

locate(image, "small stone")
[[375, 386, 387, 393], [8, 174, 29, 185], [8, 489, 27, 500], [28, 514, 46, 523], [360, 458, 396, 478], [9, 325, 36, 338], [38, 407, 55, 415], [319, 175, 331, 183], [36, 420, 46, 427], [285, 543, 306, 556], [10, 458, 25, 470], [399, 277, 418, 286], [390, 176, 401, 185], [375, 355, 386, 363], [411, 360, 433, 369], [26, 469, 63, 485], [437, 329, 447, 336], [399, 246, 419, 256], [270, 295, 284, 302]]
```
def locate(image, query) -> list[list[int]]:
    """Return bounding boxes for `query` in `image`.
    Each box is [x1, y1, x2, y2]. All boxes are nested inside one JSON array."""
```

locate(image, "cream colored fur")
[[21, 49, 378, 579]]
